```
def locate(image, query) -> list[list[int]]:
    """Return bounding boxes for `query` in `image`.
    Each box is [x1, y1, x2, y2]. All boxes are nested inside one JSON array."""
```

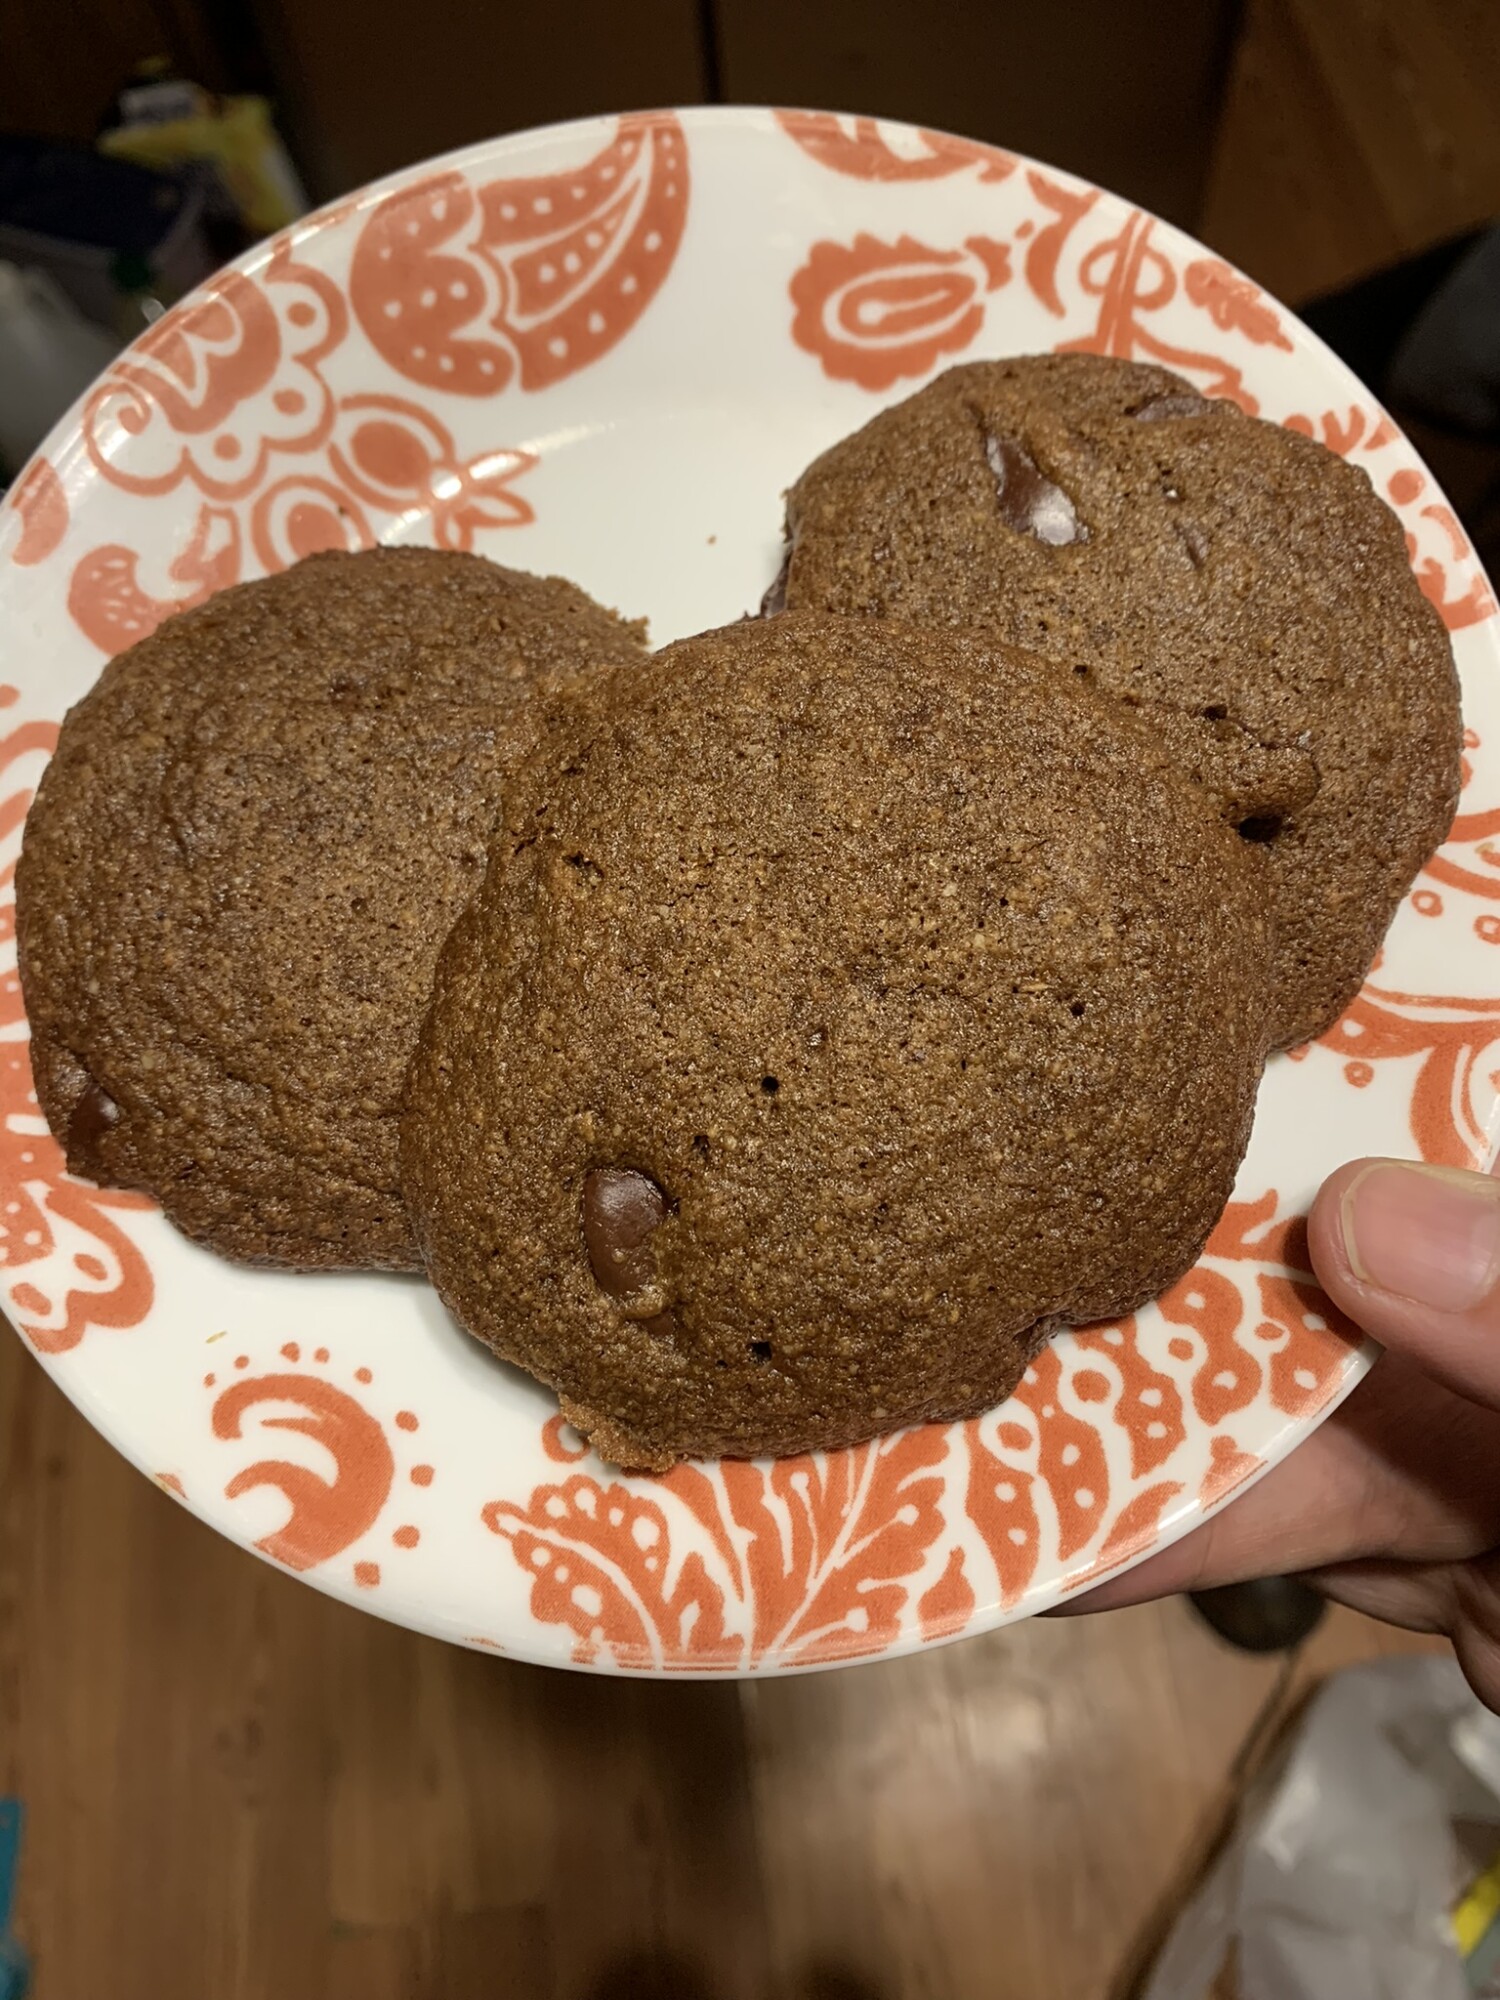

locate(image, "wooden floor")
[[0, 1329, 1440, 2000]]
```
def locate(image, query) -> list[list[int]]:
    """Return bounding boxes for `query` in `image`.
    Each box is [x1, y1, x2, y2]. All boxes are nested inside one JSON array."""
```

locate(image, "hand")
[[1068, 1157, 1500, 1711]]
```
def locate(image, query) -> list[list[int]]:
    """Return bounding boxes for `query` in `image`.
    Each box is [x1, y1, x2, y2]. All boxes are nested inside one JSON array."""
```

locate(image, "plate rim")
[[3, 100, 1492, 1675]]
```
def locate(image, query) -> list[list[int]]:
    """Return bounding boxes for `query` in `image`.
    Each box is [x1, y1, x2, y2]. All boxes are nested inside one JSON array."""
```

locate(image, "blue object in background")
[[0, 1800, 28, 2000]]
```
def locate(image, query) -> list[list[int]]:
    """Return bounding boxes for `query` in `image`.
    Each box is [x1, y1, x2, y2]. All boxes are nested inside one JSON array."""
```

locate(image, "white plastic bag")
[[1144, 1657, 1500, 2000]]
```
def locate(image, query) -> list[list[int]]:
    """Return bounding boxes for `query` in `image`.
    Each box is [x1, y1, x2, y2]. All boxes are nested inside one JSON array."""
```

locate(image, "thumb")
[[1309, 1157, 1500, 1410]]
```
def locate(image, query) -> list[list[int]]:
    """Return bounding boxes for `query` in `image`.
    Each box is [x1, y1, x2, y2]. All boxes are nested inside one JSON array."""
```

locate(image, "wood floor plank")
[[742, 1596, 1445, 2000], [2, 1340, 776, 2000], [0, 1333, 1469, 2000], [741, 1604, 1269, 2000]]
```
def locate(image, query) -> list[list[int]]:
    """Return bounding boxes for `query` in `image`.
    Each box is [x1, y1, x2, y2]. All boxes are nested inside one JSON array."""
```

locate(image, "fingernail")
[[1341, 1161, 1500, 1314]]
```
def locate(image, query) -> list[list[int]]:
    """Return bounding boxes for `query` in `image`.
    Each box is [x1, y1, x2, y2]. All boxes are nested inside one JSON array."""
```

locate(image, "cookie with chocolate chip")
[[17, 546, 646, 1268], [401, 613, 1274, 1467], [775, 353, 1462, 1046]]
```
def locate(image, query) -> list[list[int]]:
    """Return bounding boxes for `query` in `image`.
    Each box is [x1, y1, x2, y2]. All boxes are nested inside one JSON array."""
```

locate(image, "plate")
[[2, 107, 1497, 1676]]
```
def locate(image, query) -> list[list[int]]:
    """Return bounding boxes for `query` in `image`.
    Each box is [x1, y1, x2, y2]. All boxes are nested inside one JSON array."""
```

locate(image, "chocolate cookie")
[[17, 547, 646, 1268], [402, 613, 1274, 1467], [775, 354, 1462, 1047]]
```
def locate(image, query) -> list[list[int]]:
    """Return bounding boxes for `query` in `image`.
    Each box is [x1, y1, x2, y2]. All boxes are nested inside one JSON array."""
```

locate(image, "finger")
[[1056, 1417, 1367, 1612], [1309, 1158, 1500, 1411], [1315, 1557, 1500, 1715], [1058, 1349, 1500, 1614], [1304, 1558, 1451, 1634], [1452, 1554, 1500, 1715]]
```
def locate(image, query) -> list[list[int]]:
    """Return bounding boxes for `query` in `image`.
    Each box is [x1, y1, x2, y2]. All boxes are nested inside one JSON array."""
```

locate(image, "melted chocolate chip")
[[68, 1078, 120, 1157], [984, 434, 1086, 546], [1133, 392, 1212, 423], [582, 1167, 667, 1299], [760, 545, 792, 617]]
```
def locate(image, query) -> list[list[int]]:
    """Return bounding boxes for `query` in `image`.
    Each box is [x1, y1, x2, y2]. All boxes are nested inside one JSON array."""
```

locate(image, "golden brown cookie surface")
[[402, 614, 1274, 1467], [17, 547, 646, 1268], [777, 354, 1462, 1046]]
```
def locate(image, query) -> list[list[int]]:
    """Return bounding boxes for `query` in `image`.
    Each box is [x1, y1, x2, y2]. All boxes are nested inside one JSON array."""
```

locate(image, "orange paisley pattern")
[[6, 460, 69, 568], [714, 1432, 951, 1663], [776, 110, 1014, 183], [1284, 404, 1496, 631], [0, 698, 154, 1353], [1072, 1318, 1185, 1477], [787, 179, 1295, 413], [67, 397, 536, 654], [212, 1368, 395, 1571], [1019, 170, 1100, 318], [81, 242, 345, 501], [789, 232, 1012, 391], [1424, 770, 1500, 913], [962, 1420, 1042, 1610], [69, 502, 241, 655], [781, 151, 1486, 636], [325, 395, 534, 546], [1288, 689, 1500, 1161], [482, 1191, 1360, 1667], [1067, 1480, 1186, 1592], [1409, 503, 1498, 631], [1159, 1267, 1263, 1426], [1201, 1432, 1261, 1509], [1057, 211, 1270, 412], [1208, 1191, 1364, 1412], [1182, 258, 1294, 353], [350, 114, 689, 396], [249, 475, 372, 572], [1317, 985, 1500, 1168], [1012, 1345, 1111, 1561], [485, 1423, 952, 1670], [60, 122, 683, 650]]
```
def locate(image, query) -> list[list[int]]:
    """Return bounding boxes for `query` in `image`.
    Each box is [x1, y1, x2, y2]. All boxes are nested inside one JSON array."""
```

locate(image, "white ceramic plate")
[[3, 107, 1497, 1675]]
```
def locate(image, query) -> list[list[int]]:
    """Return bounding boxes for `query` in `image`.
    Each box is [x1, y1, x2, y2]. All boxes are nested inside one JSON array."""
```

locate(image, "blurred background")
[[2, 0, 1499, 556], [3, 2, 1500, 1996]]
